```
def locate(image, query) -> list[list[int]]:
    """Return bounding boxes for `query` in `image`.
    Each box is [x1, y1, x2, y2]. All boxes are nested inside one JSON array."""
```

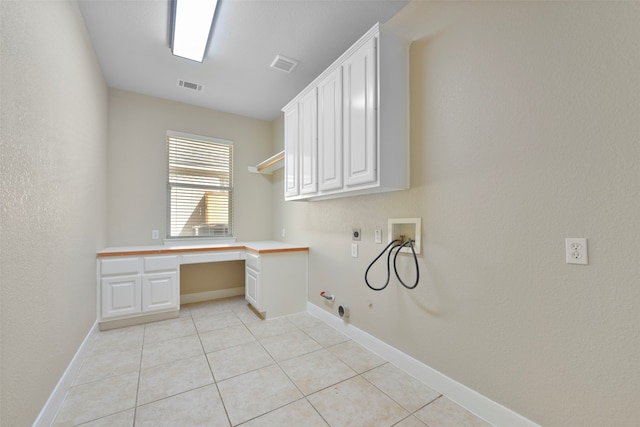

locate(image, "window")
[[167, 131, 233, 238]]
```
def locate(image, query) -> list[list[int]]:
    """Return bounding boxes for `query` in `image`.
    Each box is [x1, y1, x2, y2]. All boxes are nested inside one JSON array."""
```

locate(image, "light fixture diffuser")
[[171, 0, 219, 62]]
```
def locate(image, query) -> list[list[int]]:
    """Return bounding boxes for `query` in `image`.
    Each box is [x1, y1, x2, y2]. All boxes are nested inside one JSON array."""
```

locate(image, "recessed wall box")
[[388, 218, 421, 254]]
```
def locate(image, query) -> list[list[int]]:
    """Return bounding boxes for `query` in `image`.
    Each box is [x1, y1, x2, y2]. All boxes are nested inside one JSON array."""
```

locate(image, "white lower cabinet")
[[99, 255, 179, 325], [98, 244, 308, 327], [244, 250, 307, 319], [101, 275, 141, 318], [244, 251, 262, 311], [142, 271, 178, 312]]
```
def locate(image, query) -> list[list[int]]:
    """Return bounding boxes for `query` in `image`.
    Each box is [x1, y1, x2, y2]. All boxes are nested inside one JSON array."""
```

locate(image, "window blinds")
[[167, 132, 233, 238]]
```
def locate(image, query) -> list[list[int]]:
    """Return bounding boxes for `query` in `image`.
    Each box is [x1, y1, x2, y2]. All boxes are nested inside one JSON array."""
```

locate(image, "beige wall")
[[107, 89, 274, 246], [180, 262, 245, 295], [3, 1, 639, 425], [0, 1, 108, 425], [274, 2, 640, 426]]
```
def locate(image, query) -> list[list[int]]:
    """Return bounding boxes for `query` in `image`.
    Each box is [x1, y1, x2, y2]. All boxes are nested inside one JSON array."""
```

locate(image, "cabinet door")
[[318, 67, 343, 192], [284, 105, 299, 198], [343, 36, 377, 187], [299, 88, 318, 195], [101, 275, 141, 319], [245, 267, 261, 312], [142, 272, 178, 313]]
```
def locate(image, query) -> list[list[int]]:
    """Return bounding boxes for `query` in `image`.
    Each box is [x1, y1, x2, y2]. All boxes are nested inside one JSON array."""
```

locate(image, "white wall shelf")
[[248, 150, 284, 175]]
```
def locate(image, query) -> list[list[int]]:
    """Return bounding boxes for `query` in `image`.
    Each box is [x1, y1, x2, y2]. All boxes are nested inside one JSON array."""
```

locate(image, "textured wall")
[[0, 1, 108, 425], [107, 89, 274, 246], [274, 2, 640, 425]]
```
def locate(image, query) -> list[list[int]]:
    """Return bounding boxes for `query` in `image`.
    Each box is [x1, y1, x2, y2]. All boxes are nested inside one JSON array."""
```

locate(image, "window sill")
[[164, 236, 237, 246]]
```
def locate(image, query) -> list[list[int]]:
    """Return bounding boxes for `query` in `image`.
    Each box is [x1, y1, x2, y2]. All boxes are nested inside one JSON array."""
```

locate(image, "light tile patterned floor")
[[53, 297, 492, 426]]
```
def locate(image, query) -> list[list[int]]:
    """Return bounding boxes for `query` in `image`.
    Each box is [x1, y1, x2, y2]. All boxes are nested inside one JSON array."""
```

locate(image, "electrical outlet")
[[565, 238, 588, 265], [351, 243, 358, 258], [374, 229, 382, 244], [352, 228, 361, 241], [151, 229, 159, 240]]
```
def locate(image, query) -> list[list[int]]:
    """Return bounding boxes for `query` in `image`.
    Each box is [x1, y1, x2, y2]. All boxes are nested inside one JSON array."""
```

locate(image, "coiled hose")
[[365, 238, 419, 291]]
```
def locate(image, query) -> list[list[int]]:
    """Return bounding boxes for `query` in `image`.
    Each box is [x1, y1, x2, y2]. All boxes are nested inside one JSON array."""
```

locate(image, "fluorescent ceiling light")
[[171, 0, 219, 62]]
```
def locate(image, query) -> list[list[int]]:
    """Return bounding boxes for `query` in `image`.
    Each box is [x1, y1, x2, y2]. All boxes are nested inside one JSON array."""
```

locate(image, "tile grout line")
[[193, 309, 235, 427], [277, 315, 437, 427], [235, 313, 335, 427], [357, 362, 443, 423], [64, 298, 477, 427], [131, 322, 149, 424]]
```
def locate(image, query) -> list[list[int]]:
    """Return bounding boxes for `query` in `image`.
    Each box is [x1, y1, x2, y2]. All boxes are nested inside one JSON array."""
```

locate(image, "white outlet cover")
[[565, 238, 588, 265]]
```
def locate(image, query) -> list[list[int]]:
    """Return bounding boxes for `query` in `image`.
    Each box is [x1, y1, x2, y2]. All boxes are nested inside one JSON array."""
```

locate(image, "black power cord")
[[365, 239, 419, 291], [365, 239, 401, 291], [393, 239, 420, 289]]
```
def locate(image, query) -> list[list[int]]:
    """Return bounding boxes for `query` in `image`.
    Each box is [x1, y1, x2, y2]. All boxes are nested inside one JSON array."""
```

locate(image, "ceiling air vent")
[[178, 79, 203, 91], [270, 54, 299, 73]]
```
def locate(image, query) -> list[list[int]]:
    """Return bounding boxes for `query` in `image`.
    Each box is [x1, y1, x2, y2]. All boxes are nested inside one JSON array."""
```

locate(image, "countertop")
[[97, 241, 309, 257]]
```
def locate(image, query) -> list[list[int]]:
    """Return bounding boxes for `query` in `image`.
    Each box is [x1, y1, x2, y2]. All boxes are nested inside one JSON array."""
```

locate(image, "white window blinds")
[[167, 131, 233, 238]]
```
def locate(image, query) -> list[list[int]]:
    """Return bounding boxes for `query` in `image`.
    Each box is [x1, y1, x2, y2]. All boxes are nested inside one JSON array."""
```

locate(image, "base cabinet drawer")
[[144, 255, 179, 273], [244, 252, 261, 270], [100, 258, 139, 276], [101, 275, 142, 319]]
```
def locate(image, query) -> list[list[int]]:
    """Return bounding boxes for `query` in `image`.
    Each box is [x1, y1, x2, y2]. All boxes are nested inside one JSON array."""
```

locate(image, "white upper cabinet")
[[284, 89, 318, 198], [318, 66, 343, 192], [283, 23, 409, 201], [299, 88, 318, 195], [343, 35, 377, 187], [283, 104, 300, 198]]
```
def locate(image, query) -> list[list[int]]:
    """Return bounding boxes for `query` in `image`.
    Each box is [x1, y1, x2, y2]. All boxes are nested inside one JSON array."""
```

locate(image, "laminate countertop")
[[97, 241, 309, 257]]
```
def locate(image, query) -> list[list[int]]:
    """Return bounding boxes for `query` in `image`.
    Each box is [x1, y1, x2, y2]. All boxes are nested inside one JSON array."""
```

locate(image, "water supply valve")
[[320, 291, 335, 301], [388, 218, 422, 254]]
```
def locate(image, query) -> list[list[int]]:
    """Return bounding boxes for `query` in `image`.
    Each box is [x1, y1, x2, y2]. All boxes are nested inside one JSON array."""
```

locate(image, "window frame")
[[166, 130, 234, 240]]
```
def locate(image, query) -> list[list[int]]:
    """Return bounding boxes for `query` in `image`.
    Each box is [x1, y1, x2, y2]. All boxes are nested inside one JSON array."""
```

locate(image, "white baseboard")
[[99, 310, 179, 331], [306, 302, 539, 427], [180, 287, 244, 305], [33, 322, 100, 427]]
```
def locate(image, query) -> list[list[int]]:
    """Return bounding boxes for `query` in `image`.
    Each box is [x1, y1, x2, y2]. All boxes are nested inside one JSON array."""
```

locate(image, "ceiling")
[[78, 0, 409, 122]]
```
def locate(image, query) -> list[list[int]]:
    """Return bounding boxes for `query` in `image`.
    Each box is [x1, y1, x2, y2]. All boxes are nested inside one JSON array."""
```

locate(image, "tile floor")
[[53, 297, 492, 427]]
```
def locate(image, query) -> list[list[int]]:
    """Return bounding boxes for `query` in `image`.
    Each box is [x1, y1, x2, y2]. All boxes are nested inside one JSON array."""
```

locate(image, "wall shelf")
[[248, 150, 284, 175]]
